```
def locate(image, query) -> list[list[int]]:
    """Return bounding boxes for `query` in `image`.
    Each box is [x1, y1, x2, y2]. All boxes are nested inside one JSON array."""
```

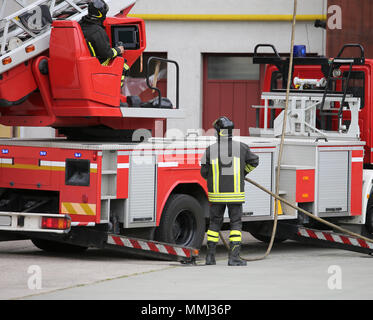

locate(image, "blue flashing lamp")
[[293, 45, 306, 57]]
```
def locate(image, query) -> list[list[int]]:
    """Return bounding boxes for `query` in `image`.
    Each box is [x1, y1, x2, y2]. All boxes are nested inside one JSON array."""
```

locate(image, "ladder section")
[[250, 91, 361, 140], [0, 0, 136, 74]]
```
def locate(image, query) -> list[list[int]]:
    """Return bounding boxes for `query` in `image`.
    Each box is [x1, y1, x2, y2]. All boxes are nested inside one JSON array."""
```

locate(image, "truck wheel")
[[249, 233, 287, 244], [155, 194, 205, 248], [31, 239, 88, 253], [365, 205, 373, 234]]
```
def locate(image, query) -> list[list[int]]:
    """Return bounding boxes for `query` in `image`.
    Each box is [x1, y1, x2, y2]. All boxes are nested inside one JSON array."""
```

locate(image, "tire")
[[31, 239, 88, 253], [155, 194, 205, 248], [365, 205, 373, 234], [249, 233, 287, 244], [245, 221, 287, 244]]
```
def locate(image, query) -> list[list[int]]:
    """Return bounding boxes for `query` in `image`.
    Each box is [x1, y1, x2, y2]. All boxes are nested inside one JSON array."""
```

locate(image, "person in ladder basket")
[[79, 0, 130, 87], [201, 116, 259, 266]]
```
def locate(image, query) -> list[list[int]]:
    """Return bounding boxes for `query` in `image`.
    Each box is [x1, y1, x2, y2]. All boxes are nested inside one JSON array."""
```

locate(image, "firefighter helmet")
[[213, 116, 234, 136], [88, 0, 109, 20]]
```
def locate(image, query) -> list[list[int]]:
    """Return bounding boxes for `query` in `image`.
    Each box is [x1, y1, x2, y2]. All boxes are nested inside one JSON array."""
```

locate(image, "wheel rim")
[[172, 209, 196, 246]]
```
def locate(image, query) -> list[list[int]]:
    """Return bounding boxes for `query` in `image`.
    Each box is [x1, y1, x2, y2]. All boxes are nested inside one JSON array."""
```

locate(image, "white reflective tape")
[[156, 244, 169, 254], [174, 247, 186, 257], [137, 240, 148, 250], [0, 158, 12, 164], [298, 228, 309, 237], [40, 160, 65, 167], [331, 234, 343, 244], [71, 222, 95, 227], [349, 238, 359, 247], [122, 238, 132, 247], [117, 163, 129, 169], [351, 157, 364, 162], [90, 163, 97, 169], [158, 162, 179, 168], [315, 231, 326, 241]]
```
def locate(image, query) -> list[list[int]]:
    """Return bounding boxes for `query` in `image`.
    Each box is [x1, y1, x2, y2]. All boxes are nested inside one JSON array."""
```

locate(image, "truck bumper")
[[0, 211, 71, 234]]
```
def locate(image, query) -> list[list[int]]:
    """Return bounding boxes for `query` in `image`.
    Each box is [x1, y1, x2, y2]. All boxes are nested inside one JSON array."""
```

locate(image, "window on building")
[[207, 56, 260, 80]]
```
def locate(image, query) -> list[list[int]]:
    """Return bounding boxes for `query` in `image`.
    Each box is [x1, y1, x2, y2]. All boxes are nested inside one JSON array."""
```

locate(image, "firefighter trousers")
[[208, 203, 243, 232]]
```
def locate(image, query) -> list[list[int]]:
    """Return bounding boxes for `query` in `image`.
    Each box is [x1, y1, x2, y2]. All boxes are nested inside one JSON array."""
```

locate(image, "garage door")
[[203, 55, 261, 136]]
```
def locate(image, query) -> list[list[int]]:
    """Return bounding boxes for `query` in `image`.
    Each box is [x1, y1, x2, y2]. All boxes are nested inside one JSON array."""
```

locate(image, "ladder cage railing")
[[0, 0, 88, 73], [0, 0, 136, 74]]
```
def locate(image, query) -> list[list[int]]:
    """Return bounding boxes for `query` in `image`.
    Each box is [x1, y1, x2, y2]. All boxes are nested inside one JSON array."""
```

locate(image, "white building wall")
[[131, 0, 327, 134]]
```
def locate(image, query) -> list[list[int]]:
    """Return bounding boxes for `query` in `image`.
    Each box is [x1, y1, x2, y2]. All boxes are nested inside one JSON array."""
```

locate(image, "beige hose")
[[219, 0, 299, 261]]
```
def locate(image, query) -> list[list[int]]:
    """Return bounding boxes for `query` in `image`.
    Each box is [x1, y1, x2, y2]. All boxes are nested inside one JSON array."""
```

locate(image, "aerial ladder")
[[0, 0, 197, 264], [0, 0, 181, 140]]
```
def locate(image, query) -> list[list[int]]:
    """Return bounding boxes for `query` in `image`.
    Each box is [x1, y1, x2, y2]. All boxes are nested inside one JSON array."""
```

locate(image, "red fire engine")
[[0, 0, 372, 261]]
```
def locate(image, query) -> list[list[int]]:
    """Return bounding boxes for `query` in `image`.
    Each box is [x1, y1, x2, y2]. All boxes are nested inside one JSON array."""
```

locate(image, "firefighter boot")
[[205, 241, 217, 265], [228, 242, 247, 266]]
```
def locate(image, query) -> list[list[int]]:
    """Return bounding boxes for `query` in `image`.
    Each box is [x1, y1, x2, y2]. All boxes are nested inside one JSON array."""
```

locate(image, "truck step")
[[281, 224, 373, 255], [105, 234, 199, 264]]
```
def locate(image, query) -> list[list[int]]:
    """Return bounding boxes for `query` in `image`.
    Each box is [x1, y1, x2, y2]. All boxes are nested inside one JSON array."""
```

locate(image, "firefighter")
[[201, 116, 259, 266], [79, 0, 129, 86]]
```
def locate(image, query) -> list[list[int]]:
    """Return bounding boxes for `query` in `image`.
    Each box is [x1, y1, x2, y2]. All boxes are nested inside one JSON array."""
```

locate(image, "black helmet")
[[88, 0, 109, 20], [213, 116, 234, 137]]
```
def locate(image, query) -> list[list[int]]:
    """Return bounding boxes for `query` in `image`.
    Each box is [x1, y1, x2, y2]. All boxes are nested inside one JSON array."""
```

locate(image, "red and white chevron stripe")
[[71, 222, 95, 227], [107, 235, 196, 258], [297, 227, 373, 250]]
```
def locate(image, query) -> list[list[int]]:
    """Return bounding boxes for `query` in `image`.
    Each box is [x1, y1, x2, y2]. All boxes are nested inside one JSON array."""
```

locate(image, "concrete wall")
[[131, 0, 327, 134]]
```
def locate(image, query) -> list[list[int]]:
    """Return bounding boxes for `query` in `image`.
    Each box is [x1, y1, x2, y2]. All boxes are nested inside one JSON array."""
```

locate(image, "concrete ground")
[[0, 231, 372, 300]]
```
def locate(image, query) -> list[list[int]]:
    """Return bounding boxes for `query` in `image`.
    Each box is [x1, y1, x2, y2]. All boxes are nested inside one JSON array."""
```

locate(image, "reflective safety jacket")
[[79, 16, 121, 65], [200, 139, 259, 203]]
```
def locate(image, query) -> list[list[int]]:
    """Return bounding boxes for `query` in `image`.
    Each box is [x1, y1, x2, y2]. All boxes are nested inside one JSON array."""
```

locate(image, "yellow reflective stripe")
[[208, 196, 245, 200], [233, 157, 237, 193], [237, 158, 240, 193], [212, 159, 216, 193], [207, 230, 219, 237], [233, 157, 240, 193], [219, 129, 228, 136], [123, 63, 130, 71], [245, 164, 255, 173], [212, 159, 219, 193], [216, 160, 219, 192], [112, 48, 118, 58], [61, 202, 96, 216], [208, 192, 245, 195], [208, 192, 245, 197], [207, 230, 219, 242], [93, 10, 103, 18], [209, 198, 245, 202], [101, 58, 110, 66], [207, 236, 219, 242], [88, 42, 96, 57], [230, 230, 241, 236], [229, 230, 242, 242]]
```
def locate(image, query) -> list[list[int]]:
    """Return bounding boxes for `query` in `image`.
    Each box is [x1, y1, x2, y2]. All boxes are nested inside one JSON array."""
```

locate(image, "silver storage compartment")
[[318, 150, 349, 215], [127, 155, 157, 225], [223, 151, 274, 219], [243, 152, 273, 217]]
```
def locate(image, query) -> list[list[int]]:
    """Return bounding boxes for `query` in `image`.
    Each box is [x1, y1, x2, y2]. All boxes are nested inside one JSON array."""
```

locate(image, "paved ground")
[[1, 232, 373, 301]]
